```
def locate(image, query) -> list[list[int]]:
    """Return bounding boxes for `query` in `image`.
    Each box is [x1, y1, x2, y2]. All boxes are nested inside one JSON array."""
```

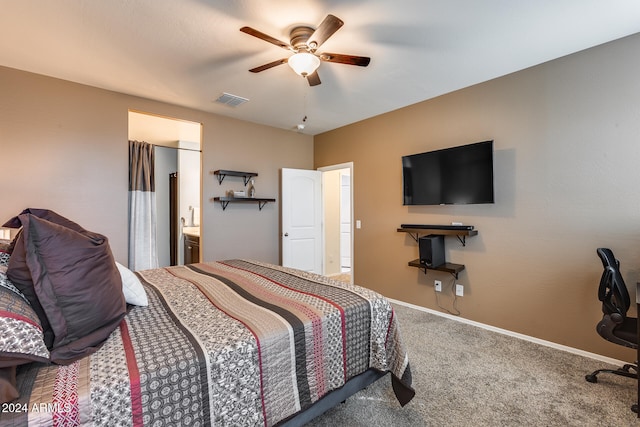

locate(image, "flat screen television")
[[402, 140, 494, 205]]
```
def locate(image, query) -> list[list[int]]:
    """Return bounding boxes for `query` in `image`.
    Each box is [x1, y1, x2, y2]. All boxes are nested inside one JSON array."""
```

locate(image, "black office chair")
[[585, 248, 638, 384]]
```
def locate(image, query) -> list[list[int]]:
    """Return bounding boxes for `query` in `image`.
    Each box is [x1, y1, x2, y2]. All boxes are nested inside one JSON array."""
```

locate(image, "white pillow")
[[115, 262, 148, 306]]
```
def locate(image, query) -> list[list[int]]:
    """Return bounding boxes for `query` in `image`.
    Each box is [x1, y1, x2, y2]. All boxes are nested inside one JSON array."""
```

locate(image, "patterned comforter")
[[4, 260, 413, 426]]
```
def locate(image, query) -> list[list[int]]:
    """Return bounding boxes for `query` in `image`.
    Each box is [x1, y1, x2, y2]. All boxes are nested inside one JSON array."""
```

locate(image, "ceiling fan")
[[240, 14, 370, 86]]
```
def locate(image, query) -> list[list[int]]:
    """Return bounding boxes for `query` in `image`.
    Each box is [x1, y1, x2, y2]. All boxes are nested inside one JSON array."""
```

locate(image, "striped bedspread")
[[5, 260, 413, 426]]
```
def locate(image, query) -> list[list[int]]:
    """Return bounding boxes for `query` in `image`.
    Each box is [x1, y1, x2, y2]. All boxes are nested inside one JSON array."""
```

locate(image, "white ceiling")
[[2, 1, 640, 135]]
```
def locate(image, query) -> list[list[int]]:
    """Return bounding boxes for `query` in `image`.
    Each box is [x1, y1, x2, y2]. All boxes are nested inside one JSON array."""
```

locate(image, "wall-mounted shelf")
[[408, 259, 465, 279], [398, 226, 477, 279], [213, 170, 257, 186], [397, 227, 478, 246], [213, 197, 275, 211], [212, 169, 275, 211]]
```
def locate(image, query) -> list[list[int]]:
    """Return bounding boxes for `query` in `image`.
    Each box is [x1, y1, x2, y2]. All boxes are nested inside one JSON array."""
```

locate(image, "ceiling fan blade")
[[308, 15, 344, 50], [320, 53, 371, 67], [307, 71, 321, 86], [240, 26, 293, 51], [249, 58, 288, 73]]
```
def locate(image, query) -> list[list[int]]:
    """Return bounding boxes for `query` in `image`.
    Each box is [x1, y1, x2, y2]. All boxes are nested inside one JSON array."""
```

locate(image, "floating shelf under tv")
[[396, 227, 478, 246], [398, 226, 478, 279], [407, 259, 465, 278]]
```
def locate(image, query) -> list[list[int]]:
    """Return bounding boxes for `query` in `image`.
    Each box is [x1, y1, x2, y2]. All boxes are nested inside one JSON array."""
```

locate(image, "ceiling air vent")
[[214, 92, 249, 107]]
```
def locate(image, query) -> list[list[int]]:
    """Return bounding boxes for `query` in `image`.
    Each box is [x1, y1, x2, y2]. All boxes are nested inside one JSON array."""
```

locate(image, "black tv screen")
[[402, 140, 494, 205]]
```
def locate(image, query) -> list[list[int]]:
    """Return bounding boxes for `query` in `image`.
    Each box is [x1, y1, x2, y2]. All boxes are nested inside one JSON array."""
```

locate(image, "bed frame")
[[280, 369, 386, 426]]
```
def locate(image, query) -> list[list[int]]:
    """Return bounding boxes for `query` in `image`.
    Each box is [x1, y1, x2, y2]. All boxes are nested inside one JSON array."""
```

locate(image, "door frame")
[[318, 162, 354, 283], [128, 110, 202, 267]]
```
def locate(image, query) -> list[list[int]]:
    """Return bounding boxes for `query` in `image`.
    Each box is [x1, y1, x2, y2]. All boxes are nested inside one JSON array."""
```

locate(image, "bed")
[[0, 209, 414, 426]]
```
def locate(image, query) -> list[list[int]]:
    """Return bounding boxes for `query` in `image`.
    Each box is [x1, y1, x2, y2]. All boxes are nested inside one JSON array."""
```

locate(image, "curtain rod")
[[153, 144, 201, 153]]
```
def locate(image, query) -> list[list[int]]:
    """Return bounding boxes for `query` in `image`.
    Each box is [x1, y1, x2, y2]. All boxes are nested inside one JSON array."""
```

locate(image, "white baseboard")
[[388, 298, 630, 367]]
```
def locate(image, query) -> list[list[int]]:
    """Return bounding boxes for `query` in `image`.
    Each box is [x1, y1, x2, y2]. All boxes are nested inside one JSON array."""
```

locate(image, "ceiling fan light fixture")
[[288, 52, 320, 77]]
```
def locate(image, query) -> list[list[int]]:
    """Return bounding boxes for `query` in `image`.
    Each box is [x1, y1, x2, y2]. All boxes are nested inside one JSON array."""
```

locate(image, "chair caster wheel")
[[585, 374, 598, 383]]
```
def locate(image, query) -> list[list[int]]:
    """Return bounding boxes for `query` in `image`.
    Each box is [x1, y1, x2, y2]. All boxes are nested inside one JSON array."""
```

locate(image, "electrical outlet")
[[434, 280, 442, 292], [455, 284, 464, 297]]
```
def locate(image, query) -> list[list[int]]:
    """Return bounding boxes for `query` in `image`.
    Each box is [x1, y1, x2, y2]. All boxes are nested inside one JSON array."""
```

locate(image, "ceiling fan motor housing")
[[290, 26, 315, 51]]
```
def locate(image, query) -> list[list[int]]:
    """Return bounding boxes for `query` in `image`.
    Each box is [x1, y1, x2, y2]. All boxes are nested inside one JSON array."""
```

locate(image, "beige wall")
[[0, 65, 313, 266], [315, 33, 640, 361]]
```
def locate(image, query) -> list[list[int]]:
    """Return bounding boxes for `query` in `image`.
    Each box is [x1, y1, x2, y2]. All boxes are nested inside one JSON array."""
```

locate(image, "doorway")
[[280, 163, 354, 283], [321, 166, 352, 281], [128, 111, 202, 267]]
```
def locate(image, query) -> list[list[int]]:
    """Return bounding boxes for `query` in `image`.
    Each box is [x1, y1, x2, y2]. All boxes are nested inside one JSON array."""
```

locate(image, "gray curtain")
[[128, 140, 158, 271]]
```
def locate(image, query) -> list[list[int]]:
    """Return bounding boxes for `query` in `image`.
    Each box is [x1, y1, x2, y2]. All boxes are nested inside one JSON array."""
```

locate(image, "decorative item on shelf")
[[247, 179, 256, 198], [225, 190, 246, 198]]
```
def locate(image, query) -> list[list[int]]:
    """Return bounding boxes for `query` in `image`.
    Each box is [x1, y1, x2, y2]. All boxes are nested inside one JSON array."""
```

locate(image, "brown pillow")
[[0, 366, 18, 404], [19, 214, 126, 364], [2, 208, 92, 231], [5, 209, 107, 348]]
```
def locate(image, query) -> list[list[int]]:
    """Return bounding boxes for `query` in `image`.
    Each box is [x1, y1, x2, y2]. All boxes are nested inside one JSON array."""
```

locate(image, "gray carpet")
[[306, 303, 638, 426]]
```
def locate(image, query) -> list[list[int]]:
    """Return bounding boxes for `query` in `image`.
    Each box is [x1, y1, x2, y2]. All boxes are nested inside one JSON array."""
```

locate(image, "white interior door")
[[281, 168, 323, 273]]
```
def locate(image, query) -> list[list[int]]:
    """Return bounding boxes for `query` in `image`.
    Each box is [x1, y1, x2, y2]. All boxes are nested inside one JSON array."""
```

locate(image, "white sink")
[[183, 226, 200, 237]]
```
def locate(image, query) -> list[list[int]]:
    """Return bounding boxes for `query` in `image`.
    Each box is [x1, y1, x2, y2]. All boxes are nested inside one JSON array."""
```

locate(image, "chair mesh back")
[[596, 248, 630, 317]]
